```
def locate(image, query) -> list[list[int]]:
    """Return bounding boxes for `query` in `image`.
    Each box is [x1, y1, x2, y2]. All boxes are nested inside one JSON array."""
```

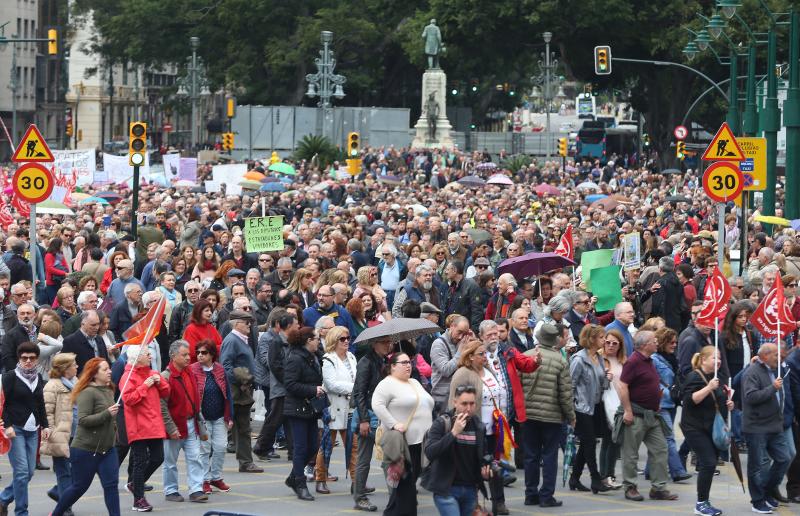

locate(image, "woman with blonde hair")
[[37, 317, 65, 376], [314, 326, 358, 494], [42, 352, 78, 513], [680, 346, 733, 516], [568, 325, 612, 493], [599, 328, 626, 489], [287, 268, 316, 309], [353, 266, 389, 314], [639, 316, 666, 332], [55, 286, 77, 324]]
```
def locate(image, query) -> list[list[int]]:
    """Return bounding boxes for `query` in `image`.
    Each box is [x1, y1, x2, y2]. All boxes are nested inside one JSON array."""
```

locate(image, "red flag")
[[695, 265, 731, 327], [554, 225, 574, 260], [113, 296, 166, 349], [750, 273, 797, 340]]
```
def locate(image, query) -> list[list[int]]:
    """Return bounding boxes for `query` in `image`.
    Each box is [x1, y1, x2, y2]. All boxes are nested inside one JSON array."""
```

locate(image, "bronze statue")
[[422, 19, 443, 69]]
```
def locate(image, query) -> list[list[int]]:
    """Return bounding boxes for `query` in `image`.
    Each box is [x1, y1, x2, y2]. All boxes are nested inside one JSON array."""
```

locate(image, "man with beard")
[[1, 303, 37, 370], [391, 264, 441, 318]]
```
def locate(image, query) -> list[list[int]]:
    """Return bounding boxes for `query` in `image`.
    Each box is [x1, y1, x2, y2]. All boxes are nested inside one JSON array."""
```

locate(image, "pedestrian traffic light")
[[347, 132, 360, 158], [222, 132, 234, 151], [48, 29, 57, 56], [128, 122, 147, 166], [558, 137, 568, 157], [676, 141, 686, 160], [594, 45, 611, 75]]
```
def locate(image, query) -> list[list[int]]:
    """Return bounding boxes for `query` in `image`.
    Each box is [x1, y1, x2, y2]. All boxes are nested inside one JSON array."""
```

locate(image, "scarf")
[[15, 363, 38, 383], [61, 376, 76, 391]]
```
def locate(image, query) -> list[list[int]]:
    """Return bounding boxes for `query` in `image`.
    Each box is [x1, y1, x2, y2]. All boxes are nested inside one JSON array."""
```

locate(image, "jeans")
[[162, 417, 204, 495], [353, 431, 375, 501], [52, 456, 72, 508], [731, 408, 743, 444], [53, 447, 120, 516], [744, 430, 795, 504], [130, 438, 164, 499], [683, 430, 717, 503], [0, 427, 37, 516], [599, 436, 620, 479], [522, 420, 561, 502], [433, 484, 477, 516], [199, 417, 227, 481], [288, 417, 318, 481]]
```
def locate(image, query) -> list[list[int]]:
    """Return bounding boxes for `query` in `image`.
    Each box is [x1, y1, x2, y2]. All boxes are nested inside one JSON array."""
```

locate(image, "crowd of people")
[[0, 146, 796, 516]]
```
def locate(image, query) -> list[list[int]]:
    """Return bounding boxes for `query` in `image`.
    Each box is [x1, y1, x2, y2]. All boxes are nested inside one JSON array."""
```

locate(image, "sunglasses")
[[19, 356, 37, 362], [196, 350, 210, 356], [186, 288, 200, 293], [241, 307, 252, 311], [789, 284, 798, 288], [338, 336, 350, 342], [454, 385, 476, 395]]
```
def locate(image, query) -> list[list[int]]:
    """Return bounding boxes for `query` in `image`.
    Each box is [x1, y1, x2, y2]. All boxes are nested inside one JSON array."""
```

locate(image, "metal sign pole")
[[131, 165, 140, 239], [718, 202, 725, 269], [29, 203, 36, 287]]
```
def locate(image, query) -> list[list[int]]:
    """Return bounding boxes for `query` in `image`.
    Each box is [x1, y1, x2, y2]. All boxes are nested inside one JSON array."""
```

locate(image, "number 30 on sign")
[[13, 163, 55, 204], [702, 161, 743, 203]]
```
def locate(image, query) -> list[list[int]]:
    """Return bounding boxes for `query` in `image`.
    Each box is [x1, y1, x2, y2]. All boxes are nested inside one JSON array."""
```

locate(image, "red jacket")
[[183, 322, 223, 362], [501, 345, 539, 423], [44, 252, 68, 286], [164, 362, 199, 439], [121, 363, 170, 443], [189, 361, 232, 424], [485, 290, 518, 321]]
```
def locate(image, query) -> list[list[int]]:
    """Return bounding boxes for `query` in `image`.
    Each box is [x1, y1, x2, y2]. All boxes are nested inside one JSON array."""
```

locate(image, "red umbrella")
[[497, 252, 576, 278], [534, 183, 562, 197]]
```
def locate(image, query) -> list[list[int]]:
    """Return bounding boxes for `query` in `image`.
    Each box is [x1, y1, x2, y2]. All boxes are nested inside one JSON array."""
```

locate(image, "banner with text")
[[162, 154, 197, 182], [53, 149, 96, 186], [244, 216, 285, 252], [211, 163, 245, 196], [102, 153, 150, 186]]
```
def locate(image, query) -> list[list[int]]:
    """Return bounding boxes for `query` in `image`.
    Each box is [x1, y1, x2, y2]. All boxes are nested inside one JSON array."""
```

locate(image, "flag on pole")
[[695, 266, 731, 327], [554, 224, 574, 260], [113, 296, 167, 349], [750, 273, 797, 340]]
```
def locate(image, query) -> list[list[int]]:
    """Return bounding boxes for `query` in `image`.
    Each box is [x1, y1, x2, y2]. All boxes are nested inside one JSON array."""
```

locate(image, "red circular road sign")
[[163, 124, 173, 132], [13, 163, 54, 204], [674, 125, 688, 140], [702, 161, 743, 203]]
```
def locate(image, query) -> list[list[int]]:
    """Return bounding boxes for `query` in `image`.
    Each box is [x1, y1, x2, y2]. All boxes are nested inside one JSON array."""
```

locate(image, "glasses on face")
[[604, 339, 619, 346], [789, 284, 798, 288], [260, 289, 272, 295], [382, 253, 391, 257], [196, 350, 210, 356], [241, 306, 252, 311], [19, 356, 37, 363], [395, 360, 412, 366], [259, 258, 269, 262], [318, 292, 334, 298], [476, 265, 487, 269], [338, 336, 350, 342], [436, 251, 445, 255], [574, 300, 589, 305], [186, 288, 200, 293]]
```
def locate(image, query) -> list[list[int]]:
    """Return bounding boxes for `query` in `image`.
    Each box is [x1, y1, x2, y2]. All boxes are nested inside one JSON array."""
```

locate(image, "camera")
[[482, 454, 516, 476]]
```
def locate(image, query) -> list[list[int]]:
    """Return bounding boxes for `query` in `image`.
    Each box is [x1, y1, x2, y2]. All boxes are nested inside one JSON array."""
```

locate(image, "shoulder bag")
[[698, 372, 730, 452]]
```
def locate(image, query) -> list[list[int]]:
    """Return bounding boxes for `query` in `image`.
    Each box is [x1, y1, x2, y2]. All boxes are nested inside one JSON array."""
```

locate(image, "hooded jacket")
[[121, 363, 170, 442]]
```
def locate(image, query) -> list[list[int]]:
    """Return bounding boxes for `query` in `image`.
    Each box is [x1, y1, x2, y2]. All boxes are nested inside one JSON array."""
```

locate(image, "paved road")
[[12, 433, 796, 516]]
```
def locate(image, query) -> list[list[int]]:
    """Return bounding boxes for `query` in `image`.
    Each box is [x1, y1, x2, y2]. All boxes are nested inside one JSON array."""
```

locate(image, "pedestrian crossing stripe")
[[11, 124, 54, 163], [702, 122, 745, 161]]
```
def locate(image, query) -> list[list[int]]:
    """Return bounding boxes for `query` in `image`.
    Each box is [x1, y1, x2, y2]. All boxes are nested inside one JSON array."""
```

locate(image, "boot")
[[590, 474, 611, 494], [316, 481, 330, 494], [285, 475, 296, 491], [568, 475, 590, 492], [294, 478, 315, 501]]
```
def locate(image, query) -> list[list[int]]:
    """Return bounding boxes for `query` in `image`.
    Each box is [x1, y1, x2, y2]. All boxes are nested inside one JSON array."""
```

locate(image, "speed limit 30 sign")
[[13, 163, 54, 204], [702, 161, 743, 203]]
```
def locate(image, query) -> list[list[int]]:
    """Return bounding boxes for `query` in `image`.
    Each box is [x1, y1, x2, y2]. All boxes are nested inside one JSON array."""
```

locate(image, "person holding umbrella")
[[679, 346, 733, 516]]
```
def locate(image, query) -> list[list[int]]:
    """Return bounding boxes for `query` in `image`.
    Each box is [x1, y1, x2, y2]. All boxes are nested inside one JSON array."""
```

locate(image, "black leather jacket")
[[353, 348, 386, 422]]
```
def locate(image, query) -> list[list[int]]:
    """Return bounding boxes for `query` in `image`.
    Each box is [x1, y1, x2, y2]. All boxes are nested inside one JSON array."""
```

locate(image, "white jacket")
[[322, 351, 357, 430]]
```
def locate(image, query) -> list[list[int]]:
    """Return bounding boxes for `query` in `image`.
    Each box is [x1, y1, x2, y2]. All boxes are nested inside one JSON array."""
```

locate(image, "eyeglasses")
[[476, 265, 487, 269], [382, 253, 391, 257], [435, 251, 445, 255], [789, 284, 798, 288], [318, 292, 334, 298], [454, 385, 476, 394], [19, 356, 37, 362], [260, 289, 272, 294], [186, 288, 200, 293], [604, 340, 619, 346], [394, 360, 412, 366], [258, 258, 270, 262], [338, 336, 350, 342], [196, 350, 210, 356]]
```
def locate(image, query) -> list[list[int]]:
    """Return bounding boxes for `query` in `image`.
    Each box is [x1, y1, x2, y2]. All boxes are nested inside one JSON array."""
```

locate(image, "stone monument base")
[[411, 68, 454, 150]]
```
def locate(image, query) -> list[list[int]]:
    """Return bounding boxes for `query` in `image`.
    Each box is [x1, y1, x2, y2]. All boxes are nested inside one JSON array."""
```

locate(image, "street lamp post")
[[305, 31, 346, 109], [542, 32, 556, 160], [785, 10, 800, 218], [189, 36, 199, 149], [761, 29, 780, 218]]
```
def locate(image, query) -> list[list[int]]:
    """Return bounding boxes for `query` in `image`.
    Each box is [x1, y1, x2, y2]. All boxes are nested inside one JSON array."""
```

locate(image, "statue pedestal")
[[411, 68, 454, 150]]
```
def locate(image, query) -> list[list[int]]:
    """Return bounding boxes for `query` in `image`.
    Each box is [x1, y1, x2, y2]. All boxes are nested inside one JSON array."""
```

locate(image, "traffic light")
[[676, 141, 686, 160], [128, 122, 147, 166], [48, 29, 57, 56], [594, 45, 611, 75], [558, 137, 568, 157], [222, 132, 234, 151], [347, 132, 360, 158], [225, 96, 236, 119], [65, 108, 73, 137]]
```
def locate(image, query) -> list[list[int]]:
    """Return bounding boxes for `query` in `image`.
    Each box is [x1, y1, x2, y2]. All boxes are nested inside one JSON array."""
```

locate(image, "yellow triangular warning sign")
[[11, 124, 54, 163], [702, 122, 745, 161]]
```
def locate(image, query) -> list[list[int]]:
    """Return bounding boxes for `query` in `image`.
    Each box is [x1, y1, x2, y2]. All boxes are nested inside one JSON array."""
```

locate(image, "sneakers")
[[164, 493, 184, 502], [304, 464, 315, 481], [131, 498, 153, 512], [210, 479, 231, 492], [354, 498, 377, 512], [694, 501, 722, 516], [764, 496, 779, 509], [189, 491, 208, 503], [751, 501, 773, 514], [202, 482, 212, 495]]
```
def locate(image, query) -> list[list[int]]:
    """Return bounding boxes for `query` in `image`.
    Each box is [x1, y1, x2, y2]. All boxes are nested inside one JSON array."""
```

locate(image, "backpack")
[[419, 413, 451, 490]]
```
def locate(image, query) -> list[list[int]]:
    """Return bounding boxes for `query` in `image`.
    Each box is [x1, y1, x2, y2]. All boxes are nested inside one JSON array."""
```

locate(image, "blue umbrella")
[[585, 194, 607, 203], [261, 183, 286, 192], [278, 176, 294, 184], [791, 219, 800, 232]]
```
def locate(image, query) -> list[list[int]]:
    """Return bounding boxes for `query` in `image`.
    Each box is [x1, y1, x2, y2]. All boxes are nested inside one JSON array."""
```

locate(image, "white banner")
[[102, 153, 150, 186], [52, 149, 95, 186], [163, 153, 180, 181], [211, 163, 246, 196]]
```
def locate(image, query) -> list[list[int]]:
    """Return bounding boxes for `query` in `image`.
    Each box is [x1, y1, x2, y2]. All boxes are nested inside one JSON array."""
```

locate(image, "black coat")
[[282, 346, 323, 419], [109, 303, 135, 342], [6, 254, 32, 285], [421, 412, 487, 497], [508, 328, 534, 353], [353, 348, 386, 422], [62, 330, 110, 374], [1, 324, 31, 372], [647, 272, 686, 333], [169, 300, 193, 343], [440, 278, 483, 332]]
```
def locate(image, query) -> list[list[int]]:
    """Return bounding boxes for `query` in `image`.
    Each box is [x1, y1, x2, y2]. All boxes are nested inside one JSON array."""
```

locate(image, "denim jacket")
[[652, 352, 675, 410]]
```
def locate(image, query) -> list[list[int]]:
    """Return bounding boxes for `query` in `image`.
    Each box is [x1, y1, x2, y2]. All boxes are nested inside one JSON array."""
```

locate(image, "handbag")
[[376, 380, 420, 462], [472, 492, 492, 516], [176, 377, 209, 441], [699, 372, 730, 452], [309, 392, 331, 416]]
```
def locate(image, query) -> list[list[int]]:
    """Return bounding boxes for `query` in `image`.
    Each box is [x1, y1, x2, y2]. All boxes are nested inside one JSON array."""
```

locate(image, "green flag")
[[580, 249, 615, 289], [592, 265, 624, 312]]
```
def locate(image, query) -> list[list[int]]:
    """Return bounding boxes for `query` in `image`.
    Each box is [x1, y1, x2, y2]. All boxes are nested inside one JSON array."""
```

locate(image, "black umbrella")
[[352, 318, 441, 345], [729, 442, 745, 493], [665, 195, 692, 203]]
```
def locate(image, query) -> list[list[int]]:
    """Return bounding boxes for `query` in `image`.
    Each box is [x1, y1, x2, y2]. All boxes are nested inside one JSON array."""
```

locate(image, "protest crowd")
[[0, 146, 797, 516]]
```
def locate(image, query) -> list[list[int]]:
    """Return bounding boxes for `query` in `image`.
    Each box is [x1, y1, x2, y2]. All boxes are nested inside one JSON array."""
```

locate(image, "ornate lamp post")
[[305, 31, 346, 109]]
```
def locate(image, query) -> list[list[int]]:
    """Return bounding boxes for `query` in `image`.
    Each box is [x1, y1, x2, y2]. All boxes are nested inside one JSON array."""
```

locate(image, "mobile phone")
[[103, 215, 111, 227]]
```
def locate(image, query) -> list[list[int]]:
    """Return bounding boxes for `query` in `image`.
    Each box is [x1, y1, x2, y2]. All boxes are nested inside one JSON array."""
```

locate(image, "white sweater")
[[371, 376, 434, 445]]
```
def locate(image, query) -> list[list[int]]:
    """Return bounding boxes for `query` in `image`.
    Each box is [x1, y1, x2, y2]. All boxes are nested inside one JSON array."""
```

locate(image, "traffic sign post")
[[703, 161, 744, 270], [12, 163, 55, 203], [673, 125, 688, 140]]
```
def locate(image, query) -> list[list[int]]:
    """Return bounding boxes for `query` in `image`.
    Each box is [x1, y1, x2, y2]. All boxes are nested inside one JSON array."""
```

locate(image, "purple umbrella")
[[498, 252, 576, 278], [487, 174, 514, 186], [457, 175, 486, 188]]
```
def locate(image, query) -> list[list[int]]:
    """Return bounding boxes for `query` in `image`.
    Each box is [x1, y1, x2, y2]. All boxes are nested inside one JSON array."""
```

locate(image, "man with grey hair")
[[62, 289, 100, 337], [646, 256, 684, 333], [267, 257, 294, 292], [486, 273, 519, 320], [605, 302, 636, 356], [141, 242, 175, 292], [618, 330, 678, 502], [160, 340, 208, 503], [62, 309, 109, 374], [748, 247, 777, 287], [109, 282, 144, 342], [391, 263, 440, 318], [430, 315, 471, 411], [377, 243, 406, 309], [760, 264, 780, 296], [169, 280, 202, 342]]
